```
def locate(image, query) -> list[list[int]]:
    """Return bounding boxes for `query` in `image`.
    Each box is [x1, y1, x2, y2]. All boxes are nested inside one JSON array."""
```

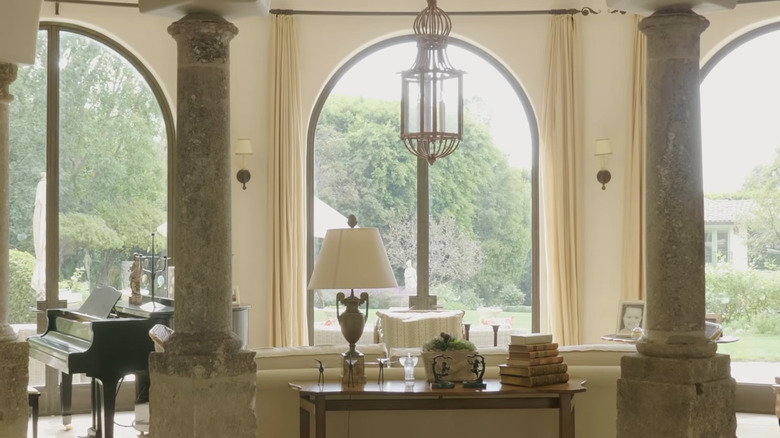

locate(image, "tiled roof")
[[704, 199, 754, 224]]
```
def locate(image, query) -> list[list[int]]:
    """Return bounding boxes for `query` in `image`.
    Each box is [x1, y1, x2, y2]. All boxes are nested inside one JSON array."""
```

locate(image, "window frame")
[[305, 35, 540, 343], [24, 21, 175, 413]]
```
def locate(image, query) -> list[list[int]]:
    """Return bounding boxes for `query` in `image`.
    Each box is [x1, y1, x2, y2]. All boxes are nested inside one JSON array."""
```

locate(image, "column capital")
[[0, 63, 18, 105], [168, 12, 238, 48], [607, 0, 735, 16]]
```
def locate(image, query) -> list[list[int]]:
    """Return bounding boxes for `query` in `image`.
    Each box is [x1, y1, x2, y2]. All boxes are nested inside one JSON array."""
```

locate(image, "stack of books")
[[498, 333, 569, 387]]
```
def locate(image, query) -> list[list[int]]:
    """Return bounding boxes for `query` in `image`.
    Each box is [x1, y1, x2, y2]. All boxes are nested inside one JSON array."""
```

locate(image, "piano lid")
[[78, 286, 122, 318]]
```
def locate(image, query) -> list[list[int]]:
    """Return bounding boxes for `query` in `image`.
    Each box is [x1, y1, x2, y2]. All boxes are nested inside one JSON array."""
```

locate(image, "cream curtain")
[[540, 15, 582, 345], [268, 15, 307, 346], [620, 14, 647, 301]]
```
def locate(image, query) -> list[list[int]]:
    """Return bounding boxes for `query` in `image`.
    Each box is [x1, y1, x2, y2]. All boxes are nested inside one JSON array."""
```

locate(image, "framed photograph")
[[616, 300, 645, 335], [232, 285, 240, 305]]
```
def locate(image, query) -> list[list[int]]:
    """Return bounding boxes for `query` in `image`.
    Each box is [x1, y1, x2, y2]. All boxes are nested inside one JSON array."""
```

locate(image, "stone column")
[[616, 9, 735, 437], [0, 61, 30, 438], [149, 13, 256, 438]]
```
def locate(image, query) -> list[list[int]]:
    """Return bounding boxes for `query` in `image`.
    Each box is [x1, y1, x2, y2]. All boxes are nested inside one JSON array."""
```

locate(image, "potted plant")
[[421, 332, 478, 382]]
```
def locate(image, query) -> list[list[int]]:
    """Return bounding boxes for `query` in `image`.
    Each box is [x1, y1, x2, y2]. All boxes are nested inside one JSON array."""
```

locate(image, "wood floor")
[[27, 411, 778, 438]]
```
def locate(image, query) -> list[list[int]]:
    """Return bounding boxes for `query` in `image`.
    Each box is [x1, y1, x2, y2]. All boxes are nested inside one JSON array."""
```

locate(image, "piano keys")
[[28, 286, 172, 438]]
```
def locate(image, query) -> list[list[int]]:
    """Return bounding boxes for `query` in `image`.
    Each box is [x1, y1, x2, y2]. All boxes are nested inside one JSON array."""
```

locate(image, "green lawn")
[[715, 333, 780, 361]]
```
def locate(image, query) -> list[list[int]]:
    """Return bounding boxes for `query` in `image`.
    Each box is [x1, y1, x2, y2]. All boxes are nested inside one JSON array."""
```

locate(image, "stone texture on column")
[[639, 7, 713, 359], [149, 13, 256, 438], [165, 12, 240, 355], [617, 9, 735, 437], [0, 342, 30, 437], [0, 61, 29, 438], [0, 63, 18, 343]]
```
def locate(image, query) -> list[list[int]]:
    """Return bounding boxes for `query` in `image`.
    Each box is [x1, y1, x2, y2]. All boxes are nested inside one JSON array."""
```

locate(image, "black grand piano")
[[28, 286, 173, 438]]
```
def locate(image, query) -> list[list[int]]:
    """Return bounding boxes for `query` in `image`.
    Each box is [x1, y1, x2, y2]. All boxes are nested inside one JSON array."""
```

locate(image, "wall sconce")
[[595, 139, 612, 190], [235, 138, 252, 190]]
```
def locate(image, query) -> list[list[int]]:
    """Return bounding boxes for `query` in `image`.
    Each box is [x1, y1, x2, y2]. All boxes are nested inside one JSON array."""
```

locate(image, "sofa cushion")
[[374, 310, 465, 350], [253, 343, 387, 370], [559, 343, 636, 366]]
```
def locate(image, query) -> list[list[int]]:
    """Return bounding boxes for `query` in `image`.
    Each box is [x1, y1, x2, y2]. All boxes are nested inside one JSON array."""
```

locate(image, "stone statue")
[[404, 260, 417, 292], [129, 253, 143, 305]]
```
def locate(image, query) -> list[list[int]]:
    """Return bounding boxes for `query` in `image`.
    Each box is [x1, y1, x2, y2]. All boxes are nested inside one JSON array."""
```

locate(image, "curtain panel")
[[620, 14, 647, 302], [268, 15, 307, 346], [540, 15, 583, 346]]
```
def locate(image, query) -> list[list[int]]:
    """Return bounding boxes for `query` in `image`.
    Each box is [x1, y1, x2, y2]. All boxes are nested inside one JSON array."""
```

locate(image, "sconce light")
[[235, 138, 252, 190], [595, 139, 612, 190]]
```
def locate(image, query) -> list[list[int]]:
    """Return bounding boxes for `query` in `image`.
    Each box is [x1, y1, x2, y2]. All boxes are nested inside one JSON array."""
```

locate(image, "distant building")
[[704, 199, 754, 270]]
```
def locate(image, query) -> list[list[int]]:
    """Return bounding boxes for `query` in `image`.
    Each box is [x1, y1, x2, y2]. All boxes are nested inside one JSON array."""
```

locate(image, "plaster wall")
[[34, 0, 780, 348]]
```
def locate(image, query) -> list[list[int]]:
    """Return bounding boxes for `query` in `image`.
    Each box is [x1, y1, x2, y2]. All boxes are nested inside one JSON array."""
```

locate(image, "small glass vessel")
[[398, 353, 418, 381]]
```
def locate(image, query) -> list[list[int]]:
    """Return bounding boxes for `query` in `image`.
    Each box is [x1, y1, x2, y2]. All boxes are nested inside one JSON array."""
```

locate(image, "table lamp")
[[308, 215, 397, 384]]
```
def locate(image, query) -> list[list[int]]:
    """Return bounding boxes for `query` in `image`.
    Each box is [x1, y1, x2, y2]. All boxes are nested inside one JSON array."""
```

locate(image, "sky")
[[700, 30, 780, 194], [329, 33, 780, 194], [331, 42, 533, 171]]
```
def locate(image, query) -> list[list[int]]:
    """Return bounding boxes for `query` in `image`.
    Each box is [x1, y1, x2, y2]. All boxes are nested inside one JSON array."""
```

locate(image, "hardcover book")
[[504, 355, 565, 366], [499, 372, 569, 387], [509, 333, 553, 345], [499, 362, 568, 377], [507, 348, 559, 359], [507, 342, 558, 352]]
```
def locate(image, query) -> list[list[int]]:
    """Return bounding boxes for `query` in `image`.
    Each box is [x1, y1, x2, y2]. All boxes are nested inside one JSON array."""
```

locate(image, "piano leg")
[[88, 378, 101, 437], [60, 372, 72, 429], [96, 376, 120, 438]]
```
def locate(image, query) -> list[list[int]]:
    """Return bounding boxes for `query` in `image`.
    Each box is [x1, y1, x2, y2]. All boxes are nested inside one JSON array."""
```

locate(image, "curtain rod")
[[42, 0, 780, 12], [270, 7, 602, 17], [45, 0, 138, 7]]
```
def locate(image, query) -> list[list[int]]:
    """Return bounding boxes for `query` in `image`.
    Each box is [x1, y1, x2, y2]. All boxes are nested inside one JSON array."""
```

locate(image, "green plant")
[[422, 332, 476, 352], [9, 249, 36, 324]]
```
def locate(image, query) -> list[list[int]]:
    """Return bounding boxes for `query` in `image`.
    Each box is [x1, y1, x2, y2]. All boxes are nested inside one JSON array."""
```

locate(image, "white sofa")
[[254, 343, 635, 438]]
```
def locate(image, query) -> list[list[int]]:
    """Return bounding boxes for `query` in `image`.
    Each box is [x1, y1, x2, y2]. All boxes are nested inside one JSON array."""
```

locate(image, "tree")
[[314, 95, 532, 307], [738, 147, 780, 270], [9, 29, 168, 290]]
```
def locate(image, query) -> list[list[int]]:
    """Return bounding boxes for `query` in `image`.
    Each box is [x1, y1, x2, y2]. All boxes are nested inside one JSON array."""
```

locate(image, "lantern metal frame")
[[400, 0, 464, 164]]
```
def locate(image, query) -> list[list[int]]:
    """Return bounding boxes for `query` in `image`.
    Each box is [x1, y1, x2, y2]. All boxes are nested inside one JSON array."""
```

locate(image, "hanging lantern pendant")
[[400, 0, 464, 164]]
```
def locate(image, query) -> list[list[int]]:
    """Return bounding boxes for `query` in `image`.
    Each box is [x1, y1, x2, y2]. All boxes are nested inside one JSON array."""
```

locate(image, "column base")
[[617, 353, 736, 437], [0, 341, 30, 438], [149, 349, 256, 438]]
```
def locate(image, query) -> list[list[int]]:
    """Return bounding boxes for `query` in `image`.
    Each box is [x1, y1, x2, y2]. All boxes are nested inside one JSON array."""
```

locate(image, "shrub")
[[422, 332, 476, 352], [706, 265, 780, 328], [9, 249, 37, 324]]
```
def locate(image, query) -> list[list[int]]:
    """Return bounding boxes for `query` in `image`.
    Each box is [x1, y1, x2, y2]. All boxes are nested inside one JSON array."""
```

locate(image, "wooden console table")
[[290, 379, 587, 438]]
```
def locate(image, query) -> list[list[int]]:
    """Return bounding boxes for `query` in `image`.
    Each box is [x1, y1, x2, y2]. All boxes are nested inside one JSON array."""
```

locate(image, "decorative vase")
[[421, 350, 477, 383]]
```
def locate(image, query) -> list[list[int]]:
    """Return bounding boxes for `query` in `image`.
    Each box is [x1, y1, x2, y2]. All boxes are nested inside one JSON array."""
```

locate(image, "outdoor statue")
[[129, 253, 143, 305]]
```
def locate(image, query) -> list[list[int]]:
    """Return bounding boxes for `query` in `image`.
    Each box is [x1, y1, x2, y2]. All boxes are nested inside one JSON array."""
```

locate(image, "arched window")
[[8, 23, 174, 395], [701, 23, 780, 382], [307, 36, 538, 348]]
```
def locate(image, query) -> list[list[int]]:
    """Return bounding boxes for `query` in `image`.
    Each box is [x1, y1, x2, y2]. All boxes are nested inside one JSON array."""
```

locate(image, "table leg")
[[559, 393, 575, 438], [299, 405, 309, 438], [314, 396, 326, 438]]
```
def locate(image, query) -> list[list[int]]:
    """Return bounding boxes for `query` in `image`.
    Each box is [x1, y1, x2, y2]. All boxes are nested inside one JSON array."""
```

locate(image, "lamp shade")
[[595, 139, 612, 156], [235, 138, 253, 155], [308, 228, 398, 290]]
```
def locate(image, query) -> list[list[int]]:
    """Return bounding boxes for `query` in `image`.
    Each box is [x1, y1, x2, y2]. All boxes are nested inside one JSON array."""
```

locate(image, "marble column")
[[616, 9, 735, 437], [0, 61, 30, 438], [149, 13, 256, 438]]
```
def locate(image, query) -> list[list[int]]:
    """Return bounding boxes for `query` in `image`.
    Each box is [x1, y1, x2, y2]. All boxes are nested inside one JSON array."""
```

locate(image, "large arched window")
[[8, 23, 174, 401], [701, 23, 780, 383], [307, 36, 538, 347]]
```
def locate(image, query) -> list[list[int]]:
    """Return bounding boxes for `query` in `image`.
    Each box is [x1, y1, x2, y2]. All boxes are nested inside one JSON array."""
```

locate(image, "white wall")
[[36, 0, 780, 348]]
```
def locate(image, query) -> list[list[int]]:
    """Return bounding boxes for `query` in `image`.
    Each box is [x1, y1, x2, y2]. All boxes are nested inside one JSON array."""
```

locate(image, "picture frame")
[[232, 285, 240, 305], [616, 300, 645, 335]]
